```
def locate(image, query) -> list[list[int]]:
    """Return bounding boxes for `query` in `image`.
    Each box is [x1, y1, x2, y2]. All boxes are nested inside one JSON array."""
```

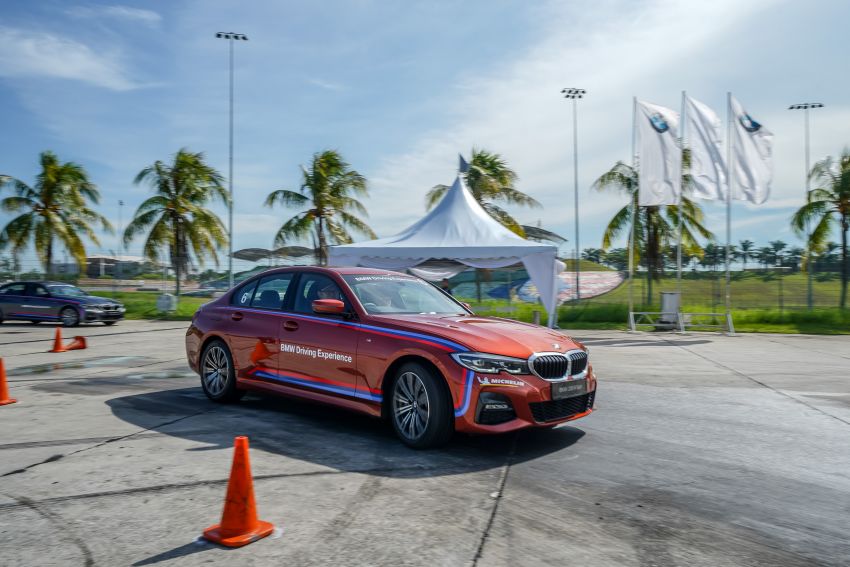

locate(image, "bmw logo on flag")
[[649, 113, 669, 133], [739, 113, 762, 133]]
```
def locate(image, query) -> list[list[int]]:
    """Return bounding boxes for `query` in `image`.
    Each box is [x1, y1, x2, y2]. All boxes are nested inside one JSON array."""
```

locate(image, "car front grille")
[[568, 351, 588, 375], [100, 304, 120, 311], [530, 354, 569, 379], [529, 391, 595, 423]]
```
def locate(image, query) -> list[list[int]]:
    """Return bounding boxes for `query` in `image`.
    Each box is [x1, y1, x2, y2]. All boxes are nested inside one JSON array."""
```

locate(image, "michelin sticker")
[[280, 343, 353, 363], [477, 376, 524, 387]]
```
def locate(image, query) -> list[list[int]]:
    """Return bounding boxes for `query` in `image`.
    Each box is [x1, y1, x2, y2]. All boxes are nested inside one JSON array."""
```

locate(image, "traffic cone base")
[[0, 359, 16, 406], [202, 519, 274, 548], [202, 436, 274, 548], [65, 336, 87, 351]]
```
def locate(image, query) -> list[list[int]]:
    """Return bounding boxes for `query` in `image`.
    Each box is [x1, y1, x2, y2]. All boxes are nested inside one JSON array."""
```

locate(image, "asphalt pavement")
[[1, 320, 848, 566]]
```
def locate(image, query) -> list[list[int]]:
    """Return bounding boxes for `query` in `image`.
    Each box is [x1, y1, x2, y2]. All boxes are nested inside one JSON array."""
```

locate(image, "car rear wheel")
[[200, 340, 244, 403], [60, 307, 79, 327], [390, 362, 453, 449]]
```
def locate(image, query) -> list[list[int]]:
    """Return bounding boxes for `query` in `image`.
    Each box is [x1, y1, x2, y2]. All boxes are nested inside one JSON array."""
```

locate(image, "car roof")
[[253, 266, 413, 277], [1, 281, 76, 286]]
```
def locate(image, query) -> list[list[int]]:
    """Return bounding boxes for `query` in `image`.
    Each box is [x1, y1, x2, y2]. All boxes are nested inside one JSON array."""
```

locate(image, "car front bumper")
[[454, 367, 597, 434], [83, 308, 125, 322]]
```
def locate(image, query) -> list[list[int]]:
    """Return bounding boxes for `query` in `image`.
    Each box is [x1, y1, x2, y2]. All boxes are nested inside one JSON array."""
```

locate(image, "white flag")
[[729, 96, 773, 204], [685, 96, 726, 200], [637, 100, 681, 206]]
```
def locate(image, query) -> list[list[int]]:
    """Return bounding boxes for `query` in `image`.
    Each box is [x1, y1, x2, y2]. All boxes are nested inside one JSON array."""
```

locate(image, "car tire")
[[103, 321, 118, 326], [199, 340, 244, 403], [60, 307, 80, 327], [390, 362, 454, 449]]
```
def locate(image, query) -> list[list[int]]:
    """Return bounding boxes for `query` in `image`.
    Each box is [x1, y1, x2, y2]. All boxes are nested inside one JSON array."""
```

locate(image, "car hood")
[[366, 313, 583, 358]]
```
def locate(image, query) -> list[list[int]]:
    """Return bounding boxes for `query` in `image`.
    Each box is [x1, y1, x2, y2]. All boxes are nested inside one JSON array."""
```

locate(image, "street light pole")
[[117, 199, 124, 279], [215, 32, 248, 290], [561, 88, 585, 302], [788, 102, 824, 310]]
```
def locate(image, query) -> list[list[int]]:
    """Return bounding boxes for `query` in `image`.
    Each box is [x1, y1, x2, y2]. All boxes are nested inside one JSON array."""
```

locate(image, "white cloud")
[[0, 26, 139, 90], [66, 5, 162, 26], [363, 0, 787, 245]]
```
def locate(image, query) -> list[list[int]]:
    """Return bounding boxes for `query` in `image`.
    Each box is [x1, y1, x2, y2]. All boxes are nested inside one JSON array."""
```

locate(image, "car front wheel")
[[200, 340, 244, 403], [390, 362, 453, 449], [60, 307, 79, 327]]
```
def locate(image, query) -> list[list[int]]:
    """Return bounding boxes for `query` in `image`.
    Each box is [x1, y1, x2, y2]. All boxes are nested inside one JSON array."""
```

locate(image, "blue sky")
[[1, 0, 849, 270]]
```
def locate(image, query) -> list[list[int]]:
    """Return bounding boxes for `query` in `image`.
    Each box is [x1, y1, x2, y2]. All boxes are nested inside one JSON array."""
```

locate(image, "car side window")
[[250, 274, 294, 310], [2, 283, 26, 295], [293, 273, 347, 314], [30, 285, 49, 297], [231, 281, 258, 307]]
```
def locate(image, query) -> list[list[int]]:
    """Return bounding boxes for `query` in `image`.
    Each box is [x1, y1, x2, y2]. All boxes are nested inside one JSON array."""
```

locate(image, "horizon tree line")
[[1, 147, 848, 308]]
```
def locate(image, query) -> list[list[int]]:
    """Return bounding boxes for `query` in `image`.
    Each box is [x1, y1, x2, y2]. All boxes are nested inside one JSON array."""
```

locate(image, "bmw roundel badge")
[[739, 113, 762, 133], [649, 113, 669, 133]]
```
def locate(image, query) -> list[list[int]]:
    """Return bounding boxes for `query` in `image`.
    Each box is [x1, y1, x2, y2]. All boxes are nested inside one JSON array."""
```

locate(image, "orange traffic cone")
[[51, 327, 66, 353], [203, 436, 274, 547], [0, 358, 17, 406], [64, 336, 87, 351]]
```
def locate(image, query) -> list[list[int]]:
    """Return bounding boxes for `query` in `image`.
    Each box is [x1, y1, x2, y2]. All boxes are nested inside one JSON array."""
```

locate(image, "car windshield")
[[47, 284, 87, 298], [343, 274, 466, 315]]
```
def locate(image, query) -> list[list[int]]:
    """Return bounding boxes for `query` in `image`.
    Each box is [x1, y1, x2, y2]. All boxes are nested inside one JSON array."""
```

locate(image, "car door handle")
[[283, 320, 299, 331], [231, 312, 244, 321]]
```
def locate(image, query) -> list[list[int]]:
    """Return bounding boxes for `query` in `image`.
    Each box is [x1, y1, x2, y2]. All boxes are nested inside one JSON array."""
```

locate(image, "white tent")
[[328, 175, 564, 327]]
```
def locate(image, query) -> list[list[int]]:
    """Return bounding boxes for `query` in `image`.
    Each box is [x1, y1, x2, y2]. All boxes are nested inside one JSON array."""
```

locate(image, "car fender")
[[380, 346, 468, 413]]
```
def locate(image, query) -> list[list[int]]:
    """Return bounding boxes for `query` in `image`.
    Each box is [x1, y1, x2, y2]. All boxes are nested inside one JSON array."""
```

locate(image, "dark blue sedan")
[[0, 281, 125, 326]]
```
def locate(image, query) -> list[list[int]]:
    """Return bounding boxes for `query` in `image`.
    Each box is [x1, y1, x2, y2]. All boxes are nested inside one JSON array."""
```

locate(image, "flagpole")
[[725, 92, 733, 331], [628, 96, 637, 328], [678, 91, 686, 294]]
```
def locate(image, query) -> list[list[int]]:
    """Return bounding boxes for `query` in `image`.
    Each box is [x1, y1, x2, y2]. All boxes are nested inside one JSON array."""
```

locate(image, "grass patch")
[[94, 291, 208, 321], [95, 288, 850, 334]]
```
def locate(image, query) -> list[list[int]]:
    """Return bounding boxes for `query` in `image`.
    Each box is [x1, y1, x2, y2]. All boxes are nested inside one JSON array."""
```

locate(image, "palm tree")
[[0, 151, 111, 274], [425, 148, 539, 236], [123, 149, 227, 296], [738, 239, 755, 271], [582, 248, 604, 264], [593, 157, 713, 303], [791, 150, 850, 307], [756, 246, 774, 270], [265, 150, 375, 266], [769, 240, 787, 265]]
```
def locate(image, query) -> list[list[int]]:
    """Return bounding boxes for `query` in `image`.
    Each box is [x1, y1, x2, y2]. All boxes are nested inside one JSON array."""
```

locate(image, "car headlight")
[[86, 306, 103, 312], [451, 352, 530, 375]]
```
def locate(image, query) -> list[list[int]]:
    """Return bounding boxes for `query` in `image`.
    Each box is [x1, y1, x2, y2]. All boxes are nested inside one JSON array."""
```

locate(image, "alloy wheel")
[[60, 308, 78, 327], [393, 371, 430, 441], [203, 345, 229, 396]]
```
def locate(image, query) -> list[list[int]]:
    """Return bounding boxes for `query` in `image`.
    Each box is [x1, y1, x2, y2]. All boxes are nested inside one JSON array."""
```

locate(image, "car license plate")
[[551, 379, 587, 400]]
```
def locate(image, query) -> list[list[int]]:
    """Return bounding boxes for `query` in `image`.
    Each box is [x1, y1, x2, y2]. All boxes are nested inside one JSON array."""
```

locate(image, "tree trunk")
[[317, 216, 327, 266], [171, 218, 182, 298], [45, 239, 53, 276], [841, 218, 848, 309]]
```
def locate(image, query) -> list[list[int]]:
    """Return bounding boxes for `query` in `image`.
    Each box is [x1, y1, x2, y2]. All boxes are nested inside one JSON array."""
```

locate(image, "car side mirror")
[[462, 302, 472, 311], [312, 299, 346, 315]]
